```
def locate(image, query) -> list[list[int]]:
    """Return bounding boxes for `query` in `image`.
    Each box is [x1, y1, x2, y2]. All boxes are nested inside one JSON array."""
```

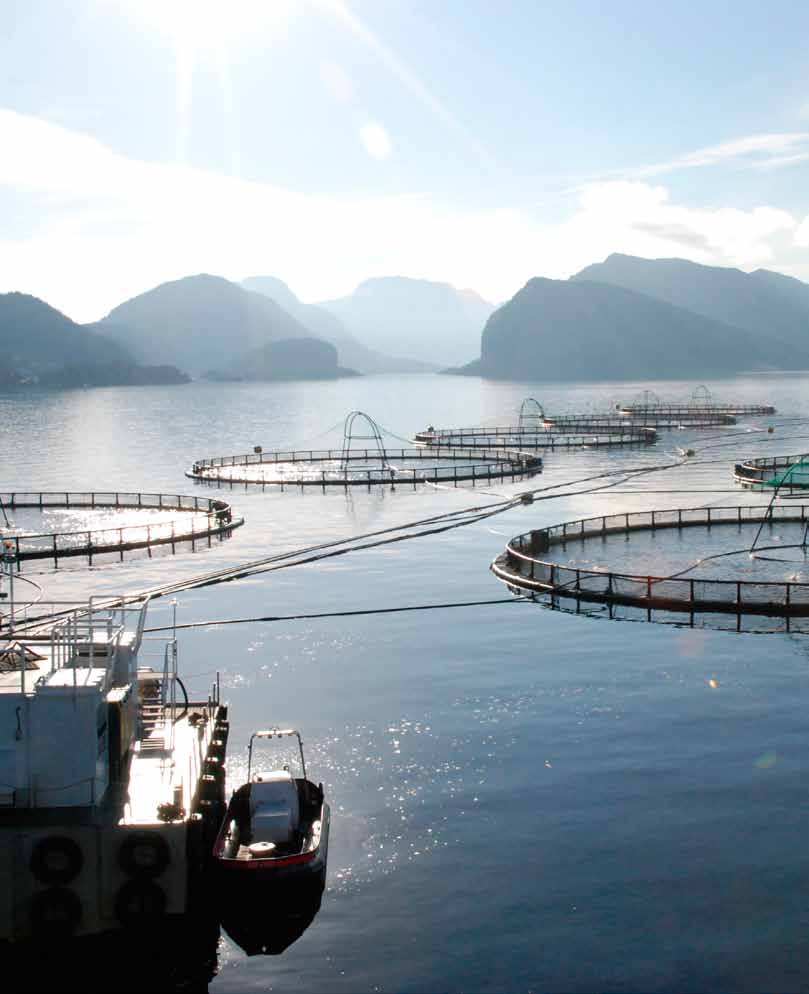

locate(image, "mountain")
[[319, 277, 495, 366], [1, 292, 128, 370], [572, 254, 809, 351], [750, 267, 809, 315], [455, 277, 808, 382], [0, 292, 187, 388], [241, 275, 434, 373], [98, 274, 312, 377], [209, 337, 357, 382]]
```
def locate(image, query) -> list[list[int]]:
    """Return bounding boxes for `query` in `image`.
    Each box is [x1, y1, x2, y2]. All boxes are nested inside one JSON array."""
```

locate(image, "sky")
[[1, 0, 809, 322]]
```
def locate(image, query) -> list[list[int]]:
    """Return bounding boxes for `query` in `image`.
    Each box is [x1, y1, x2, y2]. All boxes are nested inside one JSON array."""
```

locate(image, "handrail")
[[618, 403, 774, 416], [735, 453, 809, 482], [414, 427, 655, 448]]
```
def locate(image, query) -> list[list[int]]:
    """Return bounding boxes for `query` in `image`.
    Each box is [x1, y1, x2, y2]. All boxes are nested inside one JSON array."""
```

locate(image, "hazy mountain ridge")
[[241, 276, 433, 373], [99, 274, 313, 377], [8, 257, 809, 388], [0, 292, 188, 388], [319, 276, 495, 366], [572, 254, 809, 350], [457, 276, 808, 382]]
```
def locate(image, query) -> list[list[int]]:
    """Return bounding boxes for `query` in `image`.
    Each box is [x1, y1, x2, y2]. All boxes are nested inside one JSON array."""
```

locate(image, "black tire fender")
[[30, 836, 84, 886], [114, 880, 167, 926], [29, 887, 83, 936], [118, 832, 170, 879]]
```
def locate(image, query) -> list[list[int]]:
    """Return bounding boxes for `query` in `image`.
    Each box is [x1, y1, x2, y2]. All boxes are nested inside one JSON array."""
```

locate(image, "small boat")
[[213, 728, 330, 954]]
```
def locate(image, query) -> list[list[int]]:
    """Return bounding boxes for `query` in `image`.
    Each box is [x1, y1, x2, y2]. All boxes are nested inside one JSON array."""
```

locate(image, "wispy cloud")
[[746, 152, 809, 172], [634, 132, 809, 178]]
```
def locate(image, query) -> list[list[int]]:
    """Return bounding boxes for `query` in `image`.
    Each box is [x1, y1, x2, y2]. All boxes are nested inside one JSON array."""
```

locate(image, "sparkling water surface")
[[5, 373, 809, 993]]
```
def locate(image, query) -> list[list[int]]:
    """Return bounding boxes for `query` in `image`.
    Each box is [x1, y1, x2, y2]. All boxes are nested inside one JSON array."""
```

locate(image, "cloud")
[[562, 181, 796, 269], [747, 152, 809, 171], [359, 121, 392, 160], [0, 109, 806, 322], [634, 132, 809, 178], [795, 215, 809, 247], [631, 222, 712, 251]]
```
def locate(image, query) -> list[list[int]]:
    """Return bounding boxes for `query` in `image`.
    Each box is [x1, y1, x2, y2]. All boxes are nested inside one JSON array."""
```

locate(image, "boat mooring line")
[[143, 597, 526, 632]]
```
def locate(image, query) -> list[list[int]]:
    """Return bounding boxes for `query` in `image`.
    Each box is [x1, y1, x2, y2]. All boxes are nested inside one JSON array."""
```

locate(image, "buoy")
[[248, 842, 277, 859]]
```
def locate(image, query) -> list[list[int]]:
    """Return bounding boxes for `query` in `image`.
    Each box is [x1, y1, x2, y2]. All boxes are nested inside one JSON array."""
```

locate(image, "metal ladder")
[[138, 640, 177, 755]]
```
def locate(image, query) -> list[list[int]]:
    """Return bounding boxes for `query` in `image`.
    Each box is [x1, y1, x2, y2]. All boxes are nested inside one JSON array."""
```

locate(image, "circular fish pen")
[[617, 385, 774, 419], [545, 413, 737, 430], [187, 411, 542, 490], [413, 426, 656, 449], [0, 491, 243, 570], [492, 503, 809, 633], [735, 454, 809, 490], [413, 398, 656, 450]]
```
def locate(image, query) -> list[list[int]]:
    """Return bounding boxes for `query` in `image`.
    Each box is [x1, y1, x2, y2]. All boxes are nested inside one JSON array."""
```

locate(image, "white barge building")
[[0, 596, 228, 945]]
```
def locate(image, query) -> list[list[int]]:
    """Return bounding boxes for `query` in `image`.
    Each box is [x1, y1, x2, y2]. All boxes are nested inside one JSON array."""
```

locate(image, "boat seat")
[[250, 770, 300, 845]]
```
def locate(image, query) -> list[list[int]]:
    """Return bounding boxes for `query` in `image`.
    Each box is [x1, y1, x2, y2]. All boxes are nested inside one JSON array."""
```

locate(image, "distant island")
[[208, 337, 358, 382]]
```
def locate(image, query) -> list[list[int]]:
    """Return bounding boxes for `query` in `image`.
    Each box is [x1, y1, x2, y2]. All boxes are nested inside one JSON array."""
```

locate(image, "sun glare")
[[117, 0, 294, 52]]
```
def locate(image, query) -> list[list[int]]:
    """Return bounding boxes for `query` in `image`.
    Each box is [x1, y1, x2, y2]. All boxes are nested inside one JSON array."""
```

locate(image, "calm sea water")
[[6, 373, 809, 993]]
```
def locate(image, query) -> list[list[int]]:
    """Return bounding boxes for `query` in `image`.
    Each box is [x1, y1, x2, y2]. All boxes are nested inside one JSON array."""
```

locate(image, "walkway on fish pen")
[[491, 503, 809, 633], [0, 491, 243, 569]]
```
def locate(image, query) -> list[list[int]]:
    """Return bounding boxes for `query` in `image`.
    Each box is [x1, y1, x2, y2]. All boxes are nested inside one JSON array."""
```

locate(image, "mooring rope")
[[15, 414, 801, 634], [143, 596, 526, 633]]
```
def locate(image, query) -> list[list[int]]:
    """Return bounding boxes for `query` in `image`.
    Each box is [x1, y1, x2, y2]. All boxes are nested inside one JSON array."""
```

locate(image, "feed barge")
[[0, 597, 228, 945]]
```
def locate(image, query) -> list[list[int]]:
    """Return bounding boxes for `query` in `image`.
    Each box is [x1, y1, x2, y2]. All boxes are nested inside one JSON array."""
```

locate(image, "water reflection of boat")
[[220, 885, 324, 956], [214, 728, 330, 955]]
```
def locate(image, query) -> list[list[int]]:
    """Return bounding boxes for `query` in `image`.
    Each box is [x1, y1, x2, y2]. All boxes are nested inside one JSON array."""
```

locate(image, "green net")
[[764, 458, 809, 487]]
